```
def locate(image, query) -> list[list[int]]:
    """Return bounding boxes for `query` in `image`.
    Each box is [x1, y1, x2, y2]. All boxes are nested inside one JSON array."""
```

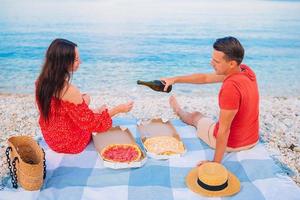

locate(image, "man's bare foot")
[[169, 95, 182, 115]]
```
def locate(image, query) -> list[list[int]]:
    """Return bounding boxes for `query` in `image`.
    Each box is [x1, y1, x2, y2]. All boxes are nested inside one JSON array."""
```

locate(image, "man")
[[161, 36, 259, 165]]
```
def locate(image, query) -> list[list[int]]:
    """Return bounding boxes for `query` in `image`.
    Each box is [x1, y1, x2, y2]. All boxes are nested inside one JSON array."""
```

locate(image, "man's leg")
[[169, 96, 258, 152], [203, 125, 258, 152], [169, 95, 203, 128], [169, 95, 214, 146], [226, 141, 258, 152]]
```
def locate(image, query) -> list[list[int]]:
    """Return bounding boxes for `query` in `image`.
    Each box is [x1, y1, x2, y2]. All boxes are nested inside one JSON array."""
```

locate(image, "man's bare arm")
[[173, 73, 225, 84], [161, 73, 225, 91], [213, 109, 238, 163]]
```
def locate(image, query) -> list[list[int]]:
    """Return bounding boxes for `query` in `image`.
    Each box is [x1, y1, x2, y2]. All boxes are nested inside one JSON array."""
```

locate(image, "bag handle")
[[5, 146, 47, 189], [5, 147, 19, 189], [42, 148, 46, 179]]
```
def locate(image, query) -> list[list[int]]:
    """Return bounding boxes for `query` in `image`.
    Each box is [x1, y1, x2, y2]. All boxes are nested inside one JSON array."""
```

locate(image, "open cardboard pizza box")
[[92, 126, 147, 169], [137, 118, 186, 159]]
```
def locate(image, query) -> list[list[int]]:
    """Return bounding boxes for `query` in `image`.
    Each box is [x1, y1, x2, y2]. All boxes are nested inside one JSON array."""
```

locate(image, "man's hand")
[[160, 77, 176, 92]]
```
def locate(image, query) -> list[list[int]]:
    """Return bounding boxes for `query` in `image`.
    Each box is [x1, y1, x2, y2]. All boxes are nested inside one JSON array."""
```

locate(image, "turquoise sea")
[[0, 0, 300, 96]]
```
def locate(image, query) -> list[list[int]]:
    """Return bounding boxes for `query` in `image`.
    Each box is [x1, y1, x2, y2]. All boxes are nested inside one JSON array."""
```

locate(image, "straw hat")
[[186, 162, 240, 197]]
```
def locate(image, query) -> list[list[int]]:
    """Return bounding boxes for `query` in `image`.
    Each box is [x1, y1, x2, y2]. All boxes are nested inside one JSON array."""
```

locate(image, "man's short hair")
[[213, 36, 244, 65]]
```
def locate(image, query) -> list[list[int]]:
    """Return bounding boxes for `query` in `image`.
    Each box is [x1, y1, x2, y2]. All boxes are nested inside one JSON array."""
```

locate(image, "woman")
[[36, 38, 133, 154]]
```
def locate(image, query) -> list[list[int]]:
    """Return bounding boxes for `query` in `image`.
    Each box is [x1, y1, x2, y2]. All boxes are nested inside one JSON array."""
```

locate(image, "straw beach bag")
[[5, 136, 46, 190]]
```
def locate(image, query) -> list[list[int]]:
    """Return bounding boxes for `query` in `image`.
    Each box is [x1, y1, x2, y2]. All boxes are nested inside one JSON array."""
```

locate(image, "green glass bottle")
[[137, 80, 172, 93]]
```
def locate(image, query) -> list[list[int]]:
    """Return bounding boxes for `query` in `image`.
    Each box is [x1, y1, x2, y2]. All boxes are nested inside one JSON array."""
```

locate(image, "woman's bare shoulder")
[[60, 84, 83, 105]]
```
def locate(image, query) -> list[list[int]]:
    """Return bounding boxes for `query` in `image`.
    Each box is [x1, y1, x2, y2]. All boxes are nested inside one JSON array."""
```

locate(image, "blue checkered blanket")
[[1, 118, 300, 200]]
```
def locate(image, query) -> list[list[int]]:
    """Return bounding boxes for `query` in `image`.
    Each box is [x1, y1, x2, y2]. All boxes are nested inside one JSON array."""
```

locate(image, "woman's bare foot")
[[169, 95, 182, 115]]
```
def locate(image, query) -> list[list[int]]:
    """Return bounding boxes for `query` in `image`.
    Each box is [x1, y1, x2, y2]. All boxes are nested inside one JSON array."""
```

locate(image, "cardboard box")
[[137, 118, 186, 159], [92, 126, 147, 169]]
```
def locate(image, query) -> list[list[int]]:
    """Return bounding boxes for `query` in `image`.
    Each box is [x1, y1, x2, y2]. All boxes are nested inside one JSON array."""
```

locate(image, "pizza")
[[143, 136, 185, 155], [101, 144, 142, 163]]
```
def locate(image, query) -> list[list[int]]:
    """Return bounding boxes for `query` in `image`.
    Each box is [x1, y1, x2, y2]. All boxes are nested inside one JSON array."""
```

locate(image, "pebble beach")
[[0, 93, 299, 187]]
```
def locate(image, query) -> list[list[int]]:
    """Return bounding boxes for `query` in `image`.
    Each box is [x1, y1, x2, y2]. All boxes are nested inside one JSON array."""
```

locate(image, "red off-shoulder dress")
[[37, 97, 112, 154]]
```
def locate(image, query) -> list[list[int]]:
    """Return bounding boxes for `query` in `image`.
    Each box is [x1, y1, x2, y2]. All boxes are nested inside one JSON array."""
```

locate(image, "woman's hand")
[[108, 101, 134, 117], [117, 101, 134, 113], [82, 93, 91, 105], [160, 77, 176, 92]]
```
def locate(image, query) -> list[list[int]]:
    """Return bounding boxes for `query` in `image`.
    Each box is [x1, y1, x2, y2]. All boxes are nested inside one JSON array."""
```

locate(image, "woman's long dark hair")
[[36, 38, 77, 120]]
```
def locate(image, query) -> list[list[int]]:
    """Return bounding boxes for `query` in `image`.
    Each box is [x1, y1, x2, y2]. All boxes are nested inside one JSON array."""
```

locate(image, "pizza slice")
[[144, 136, 185, 155], [101, 144, 142, 163]]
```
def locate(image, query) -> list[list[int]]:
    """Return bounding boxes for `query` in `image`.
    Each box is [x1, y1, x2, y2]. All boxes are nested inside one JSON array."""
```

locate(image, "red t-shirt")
[[213, 64, 259, 148]]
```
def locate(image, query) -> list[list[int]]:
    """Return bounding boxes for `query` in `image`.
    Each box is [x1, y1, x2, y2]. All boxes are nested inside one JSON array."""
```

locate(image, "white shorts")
[[196, 117, 257, 152]]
